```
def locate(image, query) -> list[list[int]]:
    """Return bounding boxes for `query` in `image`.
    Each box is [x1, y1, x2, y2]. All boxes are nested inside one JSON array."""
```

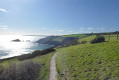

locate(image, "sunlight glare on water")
[[0, 35, 51, 59]]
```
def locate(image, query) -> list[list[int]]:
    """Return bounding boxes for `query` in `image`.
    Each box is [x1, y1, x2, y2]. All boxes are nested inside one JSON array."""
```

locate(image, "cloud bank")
[[0, 25, 9, 30], [0, 8, 8, 12]]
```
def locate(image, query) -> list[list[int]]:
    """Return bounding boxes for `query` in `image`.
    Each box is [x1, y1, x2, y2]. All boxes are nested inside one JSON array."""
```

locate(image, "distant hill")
[[35, 36, 78, 46], [35, 34, 88, 46]]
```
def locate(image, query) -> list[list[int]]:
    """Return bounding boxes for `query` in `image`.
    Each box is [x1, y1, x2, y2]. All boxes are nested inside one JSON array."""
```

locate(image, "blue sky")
[[0, 0, 119, 35]]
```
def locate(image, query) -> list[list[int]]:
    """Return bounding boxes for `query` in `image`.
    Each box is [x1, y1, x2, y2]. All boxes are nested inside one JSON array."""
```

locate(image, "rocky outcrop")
[[11, 39, 21, 42]]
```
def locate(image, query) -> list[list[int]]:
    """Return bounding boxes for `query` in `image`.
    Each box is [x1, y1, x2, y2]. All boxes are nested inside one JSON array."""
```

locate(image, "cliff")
[[35, 36, 78, 46]]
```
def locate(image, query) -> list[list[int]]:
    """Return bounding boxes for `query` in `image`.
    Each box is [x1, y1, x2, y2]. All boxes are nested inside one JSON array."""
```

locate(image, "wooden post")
[[117, 31, 118, 40], [109, 33, 110, 40]]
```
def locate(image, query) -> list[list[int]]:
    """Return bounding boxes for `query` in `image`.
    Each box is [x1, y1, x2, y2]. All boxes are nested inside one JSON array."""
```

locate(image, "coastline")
[[0, 47, 55, 63]]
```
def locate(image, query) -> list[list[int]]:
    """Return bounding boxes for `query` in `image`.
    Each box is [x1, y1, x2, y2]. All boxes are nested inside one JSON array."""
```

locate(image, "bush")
[[57, 39, 79, 48], [91, 35, 105, 44], [18, 48, 55, 61], [0, 61, 41, 80], [81, 41, 87, 44]]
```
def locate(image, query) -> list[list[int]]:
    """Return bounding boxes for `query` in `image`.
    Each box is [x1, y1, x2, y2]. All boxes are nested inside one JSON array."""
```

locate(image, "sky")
[[0, 0, 119, 35]]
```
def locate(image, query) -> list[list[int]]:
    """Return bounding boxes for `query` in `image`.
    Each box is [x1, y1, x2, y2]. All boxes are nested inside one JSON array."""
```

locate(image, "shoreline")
[[0, 47, 55, 63]]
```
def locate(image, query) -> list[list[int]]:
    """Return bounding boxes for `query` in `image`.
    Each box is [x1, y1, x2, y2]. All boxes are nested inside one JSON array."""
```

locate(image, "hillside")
[[56, 34, 119, 80], [0, 34, 86, 80], [0, 49, 56, 80], [0, 33, 118, 80], [35, 34, 87, 46]]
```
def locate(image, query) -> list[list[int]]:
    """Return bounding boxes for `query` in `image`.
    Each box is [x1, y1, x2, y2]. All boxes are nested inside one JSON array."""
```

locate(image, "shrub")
[[0, 66, 3, 75], [81, 41, 87, 44], [91, 35, 105, 44], [18, 48, 55, 61], [58, 39, 79, 48], [0, 61, 41, 80]]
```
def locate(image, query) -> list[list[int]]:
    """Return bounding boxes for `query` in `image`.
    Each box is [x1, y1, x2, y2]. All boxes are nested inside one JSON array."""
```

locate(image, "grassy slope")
[[52, 34, 86, 42], [0, 34, 86, 80], [32, 52, 55, 80], [0, 34, 118, 80], [63, 34, 86, 38], [56, 35, 119, 80], [0, 51, 55, 80], [78, 35, 96, 43]]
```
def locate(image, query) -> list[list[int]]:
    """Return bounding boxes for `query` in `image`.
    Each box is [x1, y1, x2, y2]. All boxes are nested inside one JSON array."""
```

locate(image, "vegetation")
[[0, 61, 41, 80], [56, 39, 79, 48], [36, 34, 87, 46], [91, 35, 105, 44], [81, 41, 87, 44], [56, 34, 119, 80], [0, 32, 119, 80], [63, 34, 86, 38], [18, 48, 55, 60], [0, 49, 56, 80], [78, 35, 96, 44]]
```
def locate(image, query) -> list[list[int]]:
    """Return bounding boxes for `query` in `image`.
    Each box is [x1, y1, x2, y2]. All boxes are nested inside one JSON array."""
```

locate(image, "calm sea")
[[0, 35, 52, 59]]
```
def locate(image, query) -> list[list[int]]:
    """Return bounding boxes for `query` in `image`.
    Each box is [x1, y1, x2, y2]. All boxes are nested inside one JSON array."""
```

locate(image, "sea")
[[0, 35, 53, 59]]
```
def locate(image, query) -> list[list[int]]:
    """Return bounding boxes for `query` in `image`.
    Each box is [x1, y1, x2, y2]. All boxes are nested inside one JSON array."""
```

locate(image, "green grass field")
[[32, 51, 55, 80], [0, 51, 55, 80], [52, 34, 87, 42], [78, 35, 96, 44], [63, 34, 86, 38], [56, 34, 119, 80]]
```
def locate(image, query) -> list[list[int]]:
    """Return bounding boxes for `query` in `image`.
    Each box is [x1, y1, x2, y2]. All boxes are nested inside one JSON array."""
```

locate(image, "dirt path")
[[49, 52, 58, 80]]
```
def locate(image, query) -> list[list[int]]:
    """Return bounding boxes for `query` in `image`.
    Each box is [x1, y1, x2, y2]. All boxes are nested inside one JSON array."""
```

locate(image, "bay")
[[0, 35, 52, 59]]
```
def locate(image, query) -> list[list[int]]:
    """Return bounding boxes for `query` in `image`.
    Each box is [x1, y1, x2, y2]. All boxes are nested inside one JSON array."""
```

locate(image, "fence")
[[100, 31, 119, 40]]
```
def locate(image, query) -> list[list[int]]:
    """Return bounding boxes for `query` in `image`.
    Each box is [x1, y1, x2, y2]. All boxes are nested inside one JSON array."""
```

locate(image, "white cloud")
[[0, 25, 9, 30], [101, 28, 104, 31], [0, 8, 8, 12], [88, 28, 93, 30], [79, 30, 85, 33]]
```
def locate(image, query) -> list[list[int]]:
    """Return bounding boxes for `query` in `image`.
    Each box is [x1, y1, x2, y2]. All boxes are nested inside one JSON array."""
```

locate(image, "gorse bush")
[[91, 35, 105, 44], [0, 61, 41, 80]]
